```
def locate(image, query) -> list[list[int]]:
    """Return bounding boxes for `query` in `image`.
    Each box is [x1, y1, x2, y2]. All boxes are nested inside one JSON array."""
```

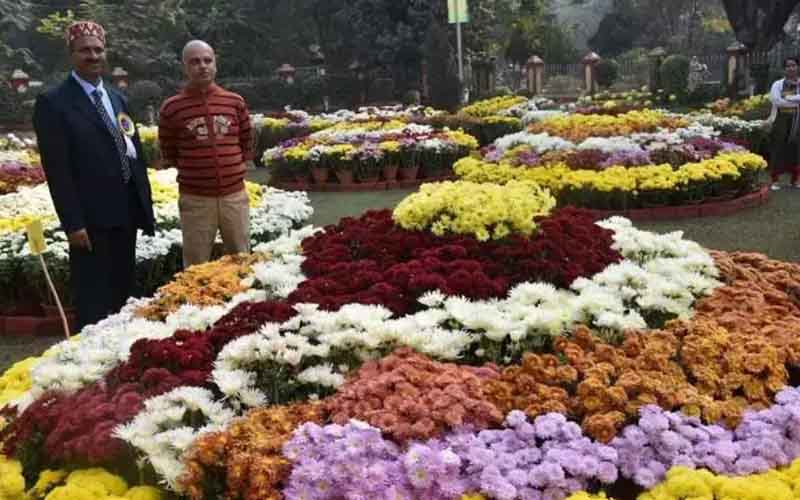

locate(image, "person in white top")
[[768, 57, 800, 190]]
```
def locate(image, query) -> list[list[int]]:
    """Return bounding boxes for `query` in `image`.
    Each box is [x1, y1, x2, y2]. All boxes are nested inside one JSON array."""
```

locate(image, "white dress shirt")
[[71, 71, 137, 159]]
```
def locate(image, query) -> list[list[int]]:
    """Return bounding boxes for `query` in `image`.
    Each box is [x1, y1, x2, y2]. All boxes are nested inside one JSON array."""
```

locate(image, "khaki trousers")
[[178, 189, 250, 268]]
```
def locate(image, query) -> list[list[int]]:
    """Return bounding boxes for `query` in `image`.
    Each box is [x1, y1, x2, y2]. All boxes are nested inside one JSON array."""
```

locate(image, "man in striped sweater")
[[158, 40, 254, 267]]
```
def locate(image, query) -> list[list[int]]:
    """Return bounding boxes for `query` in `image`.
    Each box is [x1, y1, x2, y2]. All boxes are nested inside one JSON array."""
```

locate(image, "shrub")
[[659, 55, 690, 100], [0, 79, 35, 126], [595, 59, 620, 88], [125, 80, 162, 123]]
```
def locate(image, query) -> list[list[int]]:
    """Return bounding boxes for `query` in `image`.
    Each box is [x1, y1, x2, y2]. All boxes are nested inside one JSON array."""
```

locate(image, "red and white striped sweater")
[[158, 83, 254, 197]]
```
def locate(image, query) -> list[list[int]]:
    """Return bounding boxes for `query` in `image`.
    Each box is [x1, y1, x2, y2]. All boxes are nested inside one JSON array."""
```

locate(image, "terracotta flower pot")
[[335, 169, 354, 185], [382, 164, 399, 181], [310, 167, 329, 184], [398, 165, 419, 180]]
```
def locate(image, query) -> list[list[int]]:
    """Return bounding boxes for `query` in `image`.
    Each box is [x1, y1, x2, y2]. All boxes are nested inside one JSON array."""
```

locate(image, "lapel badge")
[[117, 112, 135, 137]]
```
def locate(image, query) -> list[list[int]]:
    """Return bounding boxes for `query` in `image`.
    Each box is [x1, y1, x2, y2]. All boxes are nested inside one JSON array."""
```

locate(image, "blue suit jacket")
[[33, 76, 155, 235]]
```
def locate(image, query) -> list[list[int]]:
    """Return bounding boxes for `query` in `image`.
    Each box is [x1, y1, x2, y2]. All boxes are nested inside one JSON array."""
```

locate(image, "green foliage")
[[424, 22, 461, 112], [595, 59, 620, 88], [125, 80, 163, 123], [686, 81, 725, 107], [659, 55, 690, 99], [505, 26, 530, 66], [0, 78, 34, 125], [588, 12, 641, 57], [36, 9, 74, 39]]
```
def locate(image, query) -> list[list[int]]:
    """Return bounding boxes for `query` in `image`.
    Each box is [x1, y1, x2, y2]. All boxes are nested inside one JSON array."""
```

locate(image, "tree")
[[505, 25, 530, 66], [721, 0, 800, 50], [0, 0, 35, 71], [588, 10, 641, 56], [424, 21, 460, 110]]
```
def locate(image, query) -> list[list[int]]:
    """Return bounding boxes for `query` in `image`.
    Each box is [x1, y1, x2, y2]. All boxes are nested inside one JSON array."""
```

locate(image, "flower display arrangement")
[[566, 89, 657, 116], [2, 174, 798, 500], [429, 96, 559, 147], [527, 110, 689, 143], [705, 94, 771, 121], [0, 161, 45, 197], [688, 112, 770, 154], [263, 121, 479, 186], [135, 125, 160, 168], [0, 145, 44, 196], [0, 168, 312, 315], [454, 117, 767, 210]]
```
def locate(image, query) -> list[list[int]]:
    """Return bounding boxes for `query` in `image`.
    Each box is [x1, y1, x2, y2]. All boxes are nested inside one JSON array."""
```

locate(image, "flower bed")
[[263, 121, 479, 189], [423, 96, 559, 146], [454, 119, 767, 210], [0, 178, 799, 500], [705, 94, 770, 121], [566, 89, 657, 116], [527, 110, 689, 143], [0, 168, 312, 317]]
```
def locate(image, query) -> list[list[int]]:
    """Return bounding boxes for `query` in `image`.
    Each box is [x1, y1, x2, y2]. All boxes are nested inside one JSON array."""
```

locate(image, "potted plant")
[[378, 140, 401, 181], [353, 144, 383, 184], [398, 142, 420, 180], [327, 144, 355, 185]]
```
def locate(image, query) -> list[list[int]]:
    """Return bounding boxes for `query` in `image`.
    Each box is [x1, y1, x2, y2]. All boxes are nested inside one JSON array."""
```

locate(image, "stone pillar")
[[727, 42, 748, 99], [111, 67, 129, 89], [648, 47, 666, 93], [582, 51, 601, 95], [10, 69, 29, 93], [526, 55, 545, 95], [277, 63, 297, 85], [473, 58, 496, 98]]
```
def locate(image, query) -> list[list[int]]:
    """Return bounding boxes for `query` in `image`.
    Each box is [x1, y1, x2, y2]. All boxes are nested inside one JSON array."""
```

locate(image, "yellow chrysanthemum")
[[393, 180, 555, 240], [0, 455, 27, 500]]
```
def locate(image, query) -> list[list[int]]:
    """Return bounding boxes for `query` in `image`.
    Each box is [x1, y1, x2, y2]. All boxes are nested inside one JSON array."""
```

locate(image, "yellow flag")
[[26, 219, 47, 255]]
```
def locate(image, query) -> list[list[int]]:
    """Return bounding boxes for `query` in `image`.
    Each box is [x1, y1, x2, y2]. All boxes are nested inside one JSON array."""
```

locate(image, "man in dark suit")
[[33, 21, 155, 330]]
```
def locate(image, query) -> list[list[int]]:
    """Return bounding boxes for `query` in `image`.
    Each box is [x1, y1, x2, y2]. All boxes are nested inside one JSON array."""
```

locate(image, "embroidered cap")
[[66, 21, 106, 47]]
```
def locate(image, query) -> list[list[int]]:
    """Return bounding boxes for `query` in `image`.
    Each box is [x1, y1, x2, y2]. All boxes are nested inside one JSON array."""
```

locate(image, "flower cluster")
[[0, 454, 25, 499], [325, 347, 503, 442], [528, 110, 689, 142], [180, 402, 326, 500], [454, 151, 766, 209], [639, 460, 800, 500], [461, 95, 529, 118], [485, 312, 790, 444], [26, 467, 164, 500], [488, 134, 740, 171], [293, 208, 622, 314], [705, 94, 770, 120], [393, 180, 556, 240], [211, 216, 719, 412], [0, 357, 38, 407], [614, 386, 800, 488], [0, 296, 295, 474], [0, 169, 312, 310], [568, 89, 657, 115], [283, 409, 618, 500], [262, 122, 478, 178], [695, 251, 800, 365], [135, 253, 266, 321], [0, 161, 45, 195], [113, 387, 237, 491]]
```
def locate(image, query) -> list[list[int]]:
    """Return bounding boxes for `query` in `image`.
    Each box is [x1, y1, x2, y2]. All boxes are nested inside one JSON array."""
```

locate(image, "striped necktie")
[[91, 89, 131, 183]]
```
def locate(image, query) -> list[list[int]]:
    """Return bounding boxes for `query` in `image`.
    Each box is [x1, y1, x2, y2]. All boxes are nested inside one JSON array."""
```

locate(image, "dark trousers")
[[70, 182, 144, 331], [70, 224, 137, 331]]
